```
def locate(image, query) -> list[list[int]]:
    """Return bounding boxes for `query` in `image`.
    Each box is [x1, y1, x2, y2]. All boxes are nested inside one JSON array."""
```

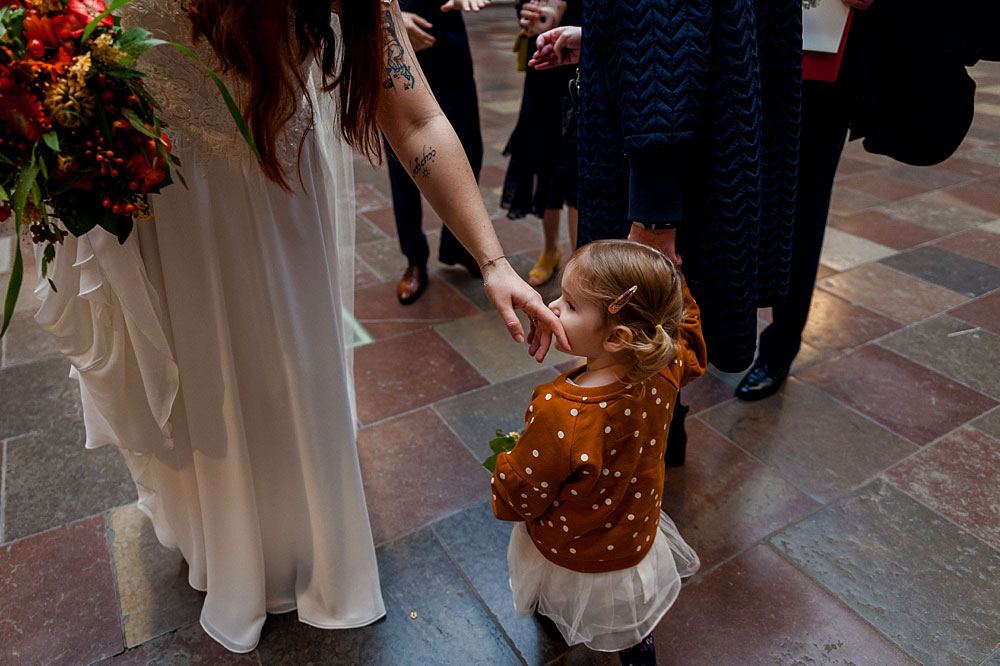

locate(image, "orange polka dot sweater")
[[491, 280, 707, 574]]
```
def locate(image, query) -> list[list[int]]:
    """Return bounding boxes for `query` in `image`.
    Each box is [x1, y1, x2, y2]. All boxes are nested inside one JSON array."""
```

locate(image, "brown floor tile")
[[876, 192, 996, 233], [835, 155, 883, 176], [937, 155, 1000, 178], [972, 406, 1000, 440], [354, 183, 392, 213], [836, 173, 929, 201], [934, 228, 1000, 268], [3, 427, 135, 542], [434, 309, 574, 384], [355, 213, 387, 245], [354, 279, 478, 340], [799, 345, 997, 445], [1, 516, 123, 664], [773, 481, 1000, 666], [826, 210, 945, 251], [817, 263, 966, 324], [937, 175, 1000, 216], [879, 314, 1000, 399], [97, 622, 257, 665], [354, 258, 382, 291], [879, 163, 977, 189], [701, 379, 915, 502], [682, 372, 736, 415], [829, 187, 887, 216], [948, 289, 1000, 334], [353, 328, 487, 425], [654, 545, 918, 666], [880, 245, 1000, 298], [360, 206, 399, 238], [108, 504, 204, 648], [1, 310, 61, 368], [358, 409, 489, 545], [661, 419, 818, 571], [799, 290, 902, 353], [886, 427, 1000, 550]]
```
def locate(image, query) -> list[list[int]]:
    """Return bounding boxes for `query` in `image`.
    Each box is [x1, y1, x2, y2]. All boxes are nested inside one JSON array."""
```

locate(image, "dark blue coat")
[[577, 0, 802, 372]]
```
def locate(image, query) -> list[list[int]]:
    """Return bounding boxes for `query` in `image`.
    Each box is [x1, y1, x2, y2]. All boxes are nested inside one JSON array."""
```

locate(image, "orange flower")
[[0, 79, 49, 141]]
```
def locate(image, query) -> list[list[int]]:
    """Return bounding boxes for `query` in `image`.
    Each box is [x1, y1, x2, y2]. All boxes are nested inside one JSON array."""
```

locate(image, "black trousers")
[[385, 72, 484, 268], [757, 80, 850, 369]]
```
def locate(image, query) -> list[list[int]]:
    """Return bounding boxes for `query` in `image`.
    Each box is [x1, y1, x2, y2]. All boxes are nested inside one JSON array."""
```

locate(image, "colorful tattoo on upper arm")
[[383, 10, 416, 91]]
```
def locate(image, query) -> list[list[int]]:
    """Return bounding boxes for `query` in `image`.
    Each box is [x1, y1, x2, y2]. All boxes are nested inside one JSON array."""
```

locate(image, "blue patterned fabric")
[[578, 0, 802, 372]]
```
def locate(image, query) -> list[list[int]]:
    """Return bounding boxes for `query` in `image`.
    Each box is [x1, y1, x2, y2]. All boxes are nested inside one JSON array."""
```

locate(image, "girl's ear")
[[604, 325, 632, 353]]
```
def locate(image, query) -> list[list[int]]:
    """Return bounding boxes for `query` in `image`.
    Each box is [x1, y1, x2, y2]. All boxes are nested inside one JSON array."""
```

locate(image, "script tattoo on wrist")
[[411, 145, 436, 178], [383, 10, 416, 91]]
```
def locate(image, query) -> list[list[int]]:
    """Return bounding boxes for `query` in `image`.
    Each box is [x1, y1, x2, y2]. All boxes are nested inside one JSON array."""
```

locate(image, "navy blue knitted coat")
[[577, 0, 802, 372]]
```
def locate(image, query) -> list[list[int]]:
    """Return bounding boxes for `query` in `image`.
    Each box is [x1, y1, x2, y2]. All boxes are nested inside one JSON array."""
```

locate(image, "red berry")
[[101, 90, 115, 102], [129, 181, 139, 191], [112, 204, 122, 215], [110, 169, 119, 178], [96, 74, 107, 87], [28, 39, 44, 58], [124, 204, 136, 215], [126, 95, 139, 105], [102, 198, 112, 208], [114, 157, 124, 165], [104, 104, 114, 114]]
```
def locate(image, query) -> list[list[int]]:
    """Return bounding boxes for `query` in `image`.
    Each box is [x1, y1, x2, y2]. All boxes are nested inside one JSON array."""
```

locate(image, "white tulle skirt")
[[508, 512, 699, 652]]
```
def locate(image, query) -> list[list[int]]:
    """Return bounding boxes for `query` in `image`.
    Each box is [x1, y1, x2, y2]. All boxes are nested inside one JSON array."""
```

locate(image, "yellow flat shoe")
[[528, 253, 561, 286]]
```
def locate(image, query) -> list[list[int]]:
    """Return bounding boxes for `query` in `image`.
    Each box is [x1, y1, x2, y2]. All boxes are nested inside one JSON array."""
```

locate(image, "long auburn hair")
[[186, 0, 385, 189]]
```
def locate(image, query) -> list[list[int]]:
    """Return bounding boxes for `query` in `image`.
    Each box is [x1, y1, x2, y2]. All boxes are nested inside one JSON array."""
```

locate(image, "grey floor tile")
[[4, 427, 136, 542], [0, 357, 80, 440], [772, 481, 1000, 666], [700, 379, 916, 502], [981, 649, 1000, 666], [433, 367, 560, 461], [2, 311, 61, 368], [255, 528, 520, 666], [880, 246, 1000, 298], [435, 310, 574, 384], [972, 406, 1000, 440], [433, 502, 572, 666], [879, 315, 1000, 399], [877, 194, 997, 233]]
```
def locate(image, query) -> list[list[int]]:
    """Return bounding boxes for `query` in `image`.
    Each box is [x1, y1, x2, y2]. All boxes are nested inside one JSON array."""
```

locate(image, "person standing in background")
[[390, 0, 489, 304]]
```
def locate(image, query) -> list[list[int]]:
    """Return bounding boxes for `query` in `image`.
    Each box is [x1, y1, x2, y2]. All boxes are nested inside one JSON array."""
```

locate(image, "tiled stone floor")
[[2, 10, 1000, 666]]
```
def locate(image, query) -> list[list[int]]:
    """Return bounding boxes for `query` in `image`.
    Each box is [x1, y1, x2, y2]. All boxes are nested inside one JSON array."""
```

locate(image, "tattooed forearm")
[[411, 145, 437, 178], [383, 10, 416, 91]]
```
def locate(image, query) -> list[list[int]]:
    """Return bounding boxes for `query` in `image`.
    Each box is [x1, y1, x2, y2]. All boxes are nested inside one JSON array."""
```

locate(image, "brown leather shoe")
[[397, 265, 428, 305]]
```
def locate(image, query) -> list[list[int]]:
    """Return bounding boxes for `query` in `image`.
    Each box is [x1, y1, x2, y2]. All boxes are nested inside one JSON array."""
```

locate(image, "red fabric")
[[803, 9, 853, 82]]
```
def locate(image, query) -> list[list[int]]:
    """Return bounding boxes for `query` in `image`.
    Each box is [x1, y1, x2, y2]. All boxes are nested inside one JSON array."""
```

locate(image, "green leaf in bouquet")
[[2, 155, 39, 338], [0, 6, 25, 46], [104, 66, 146, 80], [41, 243, 55, 280], [81, 0, 133, 43], [117, 27, 168, 61], [489, 436, 509, 455], [94, 207, 133, 244], [120, 109, 163, 141], [482, 452, 500, 473], [42, 132, 60, 153]]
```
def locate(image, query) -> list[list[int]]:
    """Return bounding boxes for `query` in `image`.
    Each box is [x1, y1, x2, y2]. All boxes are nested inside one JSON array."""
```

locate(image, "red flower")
[[67, 0, 113, 31], [0, 80, 49, 141]]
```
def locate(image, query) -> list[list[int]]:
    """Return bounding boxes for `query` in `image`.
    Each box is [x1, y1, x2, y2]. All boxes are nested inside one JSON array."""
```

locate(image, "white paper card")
[[803, 1, 850, 53]]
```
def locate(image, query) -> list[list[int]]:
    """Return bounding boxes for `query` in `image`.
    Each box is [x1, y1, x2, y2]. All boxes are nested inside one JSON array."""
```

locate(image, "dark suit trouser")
[[758, 80, 850, 369], [385, 68, 483, 268]]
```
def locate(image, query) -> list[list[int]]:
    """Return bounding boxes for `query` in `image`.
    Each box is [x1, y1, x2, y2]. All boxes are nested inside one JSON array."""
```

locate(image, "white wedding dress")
[[33, 1, 385, 652]]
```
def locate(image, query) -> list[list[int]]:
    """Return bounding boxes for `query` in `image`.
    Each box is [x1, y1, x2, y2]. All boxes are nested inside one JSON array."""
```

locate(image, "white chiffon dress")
[[33, 1, 385, 652]]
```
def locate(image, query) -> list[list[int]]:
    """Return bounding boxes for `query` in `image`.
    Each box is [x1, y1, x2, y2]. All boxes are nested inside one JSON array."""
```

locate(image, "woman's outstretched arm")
[[375, 1, 566, 359]]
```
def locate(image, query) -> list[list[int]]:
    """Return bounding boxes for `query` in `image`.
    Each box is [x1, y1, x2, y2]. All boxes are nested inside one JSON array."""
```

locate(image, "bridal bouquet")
[[482, 429, 521, 473], [0, 0, 254, 336]]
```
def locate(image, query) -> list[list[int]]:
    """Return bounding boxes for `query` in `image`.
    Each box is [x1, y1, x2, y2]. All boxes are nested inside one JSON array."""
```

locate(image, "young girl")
[[491, 239, 706, 665]]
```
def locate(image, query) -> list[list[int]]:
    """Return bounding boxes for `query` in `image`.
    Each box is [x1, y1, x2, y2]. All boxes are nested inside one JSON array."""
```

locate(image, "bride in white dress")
[[33, 0, 561, 653]]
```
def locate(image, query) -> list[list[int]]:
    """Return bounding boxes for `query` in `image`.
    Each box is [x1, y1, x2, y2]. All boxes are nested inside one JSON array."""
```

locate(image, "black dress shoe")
[[664, 403, 689, 468], [439, 251, 483, 278], [735, 360, 789, 401]]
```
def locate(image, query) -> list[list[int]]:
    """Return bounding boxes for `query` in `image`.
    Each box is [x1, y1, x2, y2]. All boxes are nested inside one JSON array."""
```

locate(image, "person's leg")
[[737, 80, 849, 398], [437, 87, 484, 273], [528, 208, 564, 286], [617, 634, 656, 666], [567, 206, 578, 250], [385, 140, 430, 304]]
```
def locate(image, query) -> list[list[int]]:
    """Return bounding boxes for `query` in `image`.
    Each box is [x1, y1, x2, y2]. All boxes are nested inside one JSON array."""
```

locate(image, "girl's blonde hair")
[[565, 239, 685, 385]]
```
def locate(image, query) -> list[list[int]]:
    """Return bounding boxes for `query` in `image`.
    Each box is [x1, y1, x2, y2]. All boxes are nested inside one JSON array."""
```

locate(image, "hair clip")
[[608, 285, 638, 314]]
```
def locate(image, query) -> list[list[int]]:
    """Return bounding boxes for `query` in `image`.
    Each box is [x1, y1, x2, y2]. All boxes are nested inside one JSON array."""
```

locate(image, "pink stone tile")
[[354, 279, 479, 340], [800, 345, 997, 445], [661, 419, 818, 570], [355, 258, 382, 291], [886, 427, 1000, 550], [934, 229, 1000, 268], [949, 289, 1000, 334], [827, 210, 945, 250], [354, 328, 487, 425], [654, 545, 919, 666], [800, 290, 902, 352], [355, 183, 392, 213], [683, 372, 736, 415], [837, 174, 930, 201], [939, 176, 1000, 216], [835, 156, 883, 176], [1, 516, 123, 664], [358, 409, 489, 545], [361, 206, 399, 238], [936, 156, 1000, 179], [817, 263, 967, 324], [829, 187, 888, 216]]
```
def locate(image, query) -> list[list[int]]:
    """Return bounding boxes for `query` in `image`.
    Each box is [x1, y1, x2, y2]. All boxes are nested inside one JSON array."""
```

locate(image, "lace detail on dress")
[[119, 0, 314, 169]]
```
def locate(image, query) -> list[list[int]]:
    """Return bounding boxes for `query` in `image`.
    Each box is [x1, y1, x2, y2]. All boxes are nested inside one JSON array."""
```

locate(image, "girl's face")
[[548, 265, 609, 359]]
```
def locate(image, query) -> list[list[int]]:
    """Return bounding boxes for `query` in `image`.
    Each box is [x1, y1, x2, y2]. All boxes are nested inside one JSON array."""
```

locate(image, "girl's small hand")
[[440, 0, 490, 12], [528, 26, 581, 70]]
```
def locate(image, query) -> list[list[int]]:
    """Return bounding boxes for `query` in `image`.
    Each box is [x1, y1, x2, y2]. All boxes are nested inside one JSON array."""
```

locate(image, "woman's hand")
[[401, 12, 435, 52], [628, 225, 682, 266], [440, 0, 490, 12], [483, 260, 569, 362], [519, 1, 566, 37], [528, 26, 581, 70]]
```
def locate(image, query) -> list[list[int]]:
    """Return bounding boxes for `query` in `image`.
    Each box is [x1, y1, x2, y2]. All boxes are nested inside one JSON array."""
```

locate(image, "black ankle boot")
[[664, 403, 689, 468]]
